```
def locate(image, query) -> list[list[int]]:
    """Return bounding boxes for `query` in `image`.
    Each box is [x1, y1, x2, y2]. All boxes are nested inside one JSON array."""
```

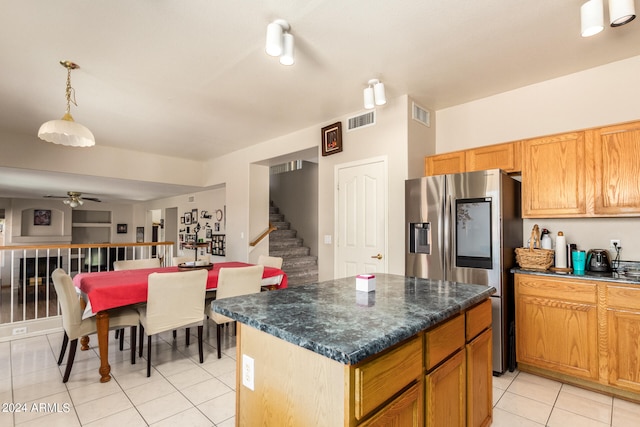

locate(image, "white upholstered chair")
[[113, 258, 161, 271], [257, 255, 283, 269], [138, 269, 208, 377], [206, 265, 264, 358], [52, 268, 139, 383]]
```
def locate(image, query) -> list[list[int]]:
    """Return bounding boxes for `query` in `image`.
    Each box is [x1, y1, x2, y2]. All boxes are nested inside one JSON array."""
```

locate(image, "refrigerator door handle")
[[443, 193, 452, 276]]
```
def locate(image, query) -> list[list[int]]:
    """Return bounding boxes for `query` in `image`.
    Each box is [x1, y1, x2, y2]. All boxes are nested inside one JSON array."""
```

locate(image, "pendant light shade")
[[279, 33, 295, 65], [265, 21, 284, 56], [609, 0, 636, 26], [38, 61, 95, 147], [363, 86, 375, 109], [373, 81, 386, 105], [581, 0, 604, 37]]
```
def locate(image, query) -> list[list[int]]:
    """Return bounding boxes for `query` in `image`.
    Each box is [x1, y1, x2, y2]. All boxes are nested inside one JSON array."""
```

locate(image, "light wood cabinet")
[[605, 284, 640, 393], [465, 141, 521, 173], [521, 132, 587, 217], [359, 382, 422, 427], [515, 273, 640, 402], [515, 274, 598, 380], [465, 299, 493, 427], [425, 151, 466, 176], [425, 350, 466, 427], [591, 121, 640, 215]]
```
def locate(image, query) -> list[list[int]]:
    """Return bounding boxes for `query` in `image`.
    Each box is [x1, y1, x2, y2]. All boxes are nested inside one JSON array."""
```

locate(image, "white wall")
[[436, 55, 640, 260]]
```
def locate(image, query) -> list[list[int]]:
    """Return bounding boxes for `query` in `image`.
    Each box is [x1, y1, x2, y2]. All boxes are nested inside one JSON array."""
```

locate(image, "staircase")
[[269, 203, 318, 286]]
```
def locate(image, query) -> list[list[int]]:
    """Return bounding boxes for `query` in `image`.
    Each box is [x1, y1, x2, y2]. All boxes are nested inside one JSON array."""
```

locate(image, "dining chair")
[[258, 255, 283, 269], [138, 269, 208, 377], [206, 265, 264, 358], [113, 258, 161, 271], [52, 268, 139, 383], [111, 257, 161, 348]]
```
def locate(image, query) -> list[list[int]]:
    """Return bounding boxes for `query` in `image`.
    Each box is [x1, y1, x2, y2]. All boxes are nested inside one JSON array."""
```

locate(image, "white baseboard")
[[0, 317, 62, 342]]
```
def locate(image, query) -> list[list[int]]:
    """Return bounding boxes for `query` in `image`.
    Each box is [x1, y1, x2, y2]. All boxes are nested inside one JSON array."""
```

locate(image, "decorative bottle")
[[541, 228, 552, 250]]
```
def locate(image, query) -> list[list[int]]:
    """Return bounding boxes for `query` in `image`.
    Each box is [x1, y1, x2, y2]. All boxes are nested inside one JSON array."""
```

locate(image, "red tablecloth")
[[73, 262, 287, 313]]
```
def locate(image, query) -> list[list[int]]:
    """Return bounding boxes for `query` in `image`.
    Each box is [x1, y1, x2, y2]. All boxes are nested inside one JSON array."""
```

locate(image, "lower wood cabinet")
[[515, 273, 640, 401], [359, 382, 423, 427], [466, 328, 492, 427], [426, 350, 466, 427]]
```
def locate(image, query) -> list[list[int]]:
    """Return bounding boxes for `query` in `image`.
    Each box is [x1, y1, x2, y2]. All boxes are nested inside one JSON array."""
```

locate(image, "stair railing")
[[250, 222, 277, 247]]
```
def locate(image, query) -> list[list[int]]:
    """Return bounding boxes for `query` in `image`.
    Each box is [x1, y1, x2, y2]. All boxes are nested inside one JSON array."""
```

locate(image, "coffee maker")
[[587, 249, 612, 272]]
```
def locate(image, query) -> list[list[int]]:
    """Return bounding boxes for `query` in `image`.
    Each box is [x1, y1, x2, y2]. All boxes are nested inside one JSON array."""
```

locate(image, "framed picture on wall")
[[34, 209, 51, 226], [117, 224, 128, 234], [184, 212, 192, 225], [191, 208, 198, 222], [136, 227, 144, 243], [321, 121, 342, 156]]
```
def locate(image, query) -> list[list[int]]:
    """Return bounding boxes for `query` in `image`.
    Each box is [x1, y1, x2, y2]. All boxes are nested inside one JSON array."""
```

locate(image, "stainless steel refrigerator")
[[405, 169, 522, 374]]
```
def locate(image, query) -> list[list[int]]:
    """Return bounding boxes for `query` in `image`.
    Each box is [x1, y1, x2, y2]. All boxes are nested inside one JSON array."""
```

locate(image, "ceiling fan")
[[44, 191, 102, 208]]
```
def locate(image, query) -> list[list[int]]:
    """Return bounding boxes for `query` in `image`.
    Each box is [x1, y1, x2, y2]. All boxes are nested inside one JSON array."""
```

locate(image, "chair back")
[[113, 258, 161, 271], [52, 268, 84, 335], [145, 269, 208, 335], [257, 255, 283, 269], [211, 265, 264, 324]]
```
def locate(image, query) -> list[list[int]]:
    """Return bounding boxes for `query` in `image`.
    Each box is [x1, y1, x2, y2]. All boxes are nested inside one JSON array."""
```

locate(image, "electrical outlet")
[[12, 327, 27, 335], [242, 354, 255, 391], [610, 239, 621, 251]]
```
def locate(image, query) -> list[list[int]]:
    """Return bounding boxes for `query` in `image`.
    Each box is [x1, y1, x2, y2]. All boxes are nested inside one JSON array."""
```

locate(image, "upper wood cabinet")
[[465, 141, 521, 173], [522, 132, 587, 218], [424, 141, 521, 176], [591, 121, 640, 216], [425, 151, 466, 176]]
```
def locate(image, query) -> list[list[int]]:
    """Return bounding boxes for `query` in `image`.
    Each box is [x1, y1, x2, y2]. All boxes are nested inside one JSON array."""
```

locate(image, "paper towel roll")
[[555, 232, 567, 268]]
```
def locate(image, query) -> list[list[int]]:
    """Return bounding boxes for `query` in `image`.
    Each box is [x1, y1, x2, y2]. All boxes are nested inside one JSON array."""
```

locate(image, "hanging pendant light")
[[265, 19, 295, 66], [609, 0, 636, 26], [581, 0, 604, 37], [38, 60, 95, 147], [363, 79, 386, 109]]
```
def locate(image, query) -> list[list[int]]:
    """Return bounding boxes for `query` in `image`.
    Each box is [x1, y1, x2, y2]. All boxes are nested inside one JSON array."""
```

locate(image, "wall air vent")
[[347, 111, 376, 131], [412, 102, 430, 127], [188, 195, 195, 203]]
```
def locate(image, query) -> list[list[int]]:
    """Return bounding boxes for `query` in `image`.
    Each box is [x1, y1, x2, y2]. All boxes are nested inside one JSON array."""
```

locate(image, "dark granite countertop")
[[212, 273, 495, 365], [512, 263, 640, 285]]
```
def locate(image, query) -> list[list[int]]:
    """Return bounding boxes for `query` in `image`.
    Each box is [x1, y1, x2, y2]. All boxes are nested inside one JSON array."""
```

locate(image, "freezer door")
[[405, 176, 445, 280]]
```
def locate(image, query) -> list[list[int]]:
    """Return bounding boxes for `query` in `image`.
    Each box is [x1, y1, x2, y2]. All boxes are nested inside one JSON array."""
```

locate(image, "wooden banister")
[[250, 223, 277, 247]]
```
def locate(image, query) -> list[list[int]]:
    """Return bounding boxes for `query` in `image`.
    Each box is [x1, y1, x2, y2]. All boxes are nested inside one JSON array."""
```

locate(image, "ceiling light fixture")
[[38, 60, 95, 147], [581, 0, 636, 37], [363, 79, 386, 109], [265, 19, 294, 65], [63, 192, 84, 208]]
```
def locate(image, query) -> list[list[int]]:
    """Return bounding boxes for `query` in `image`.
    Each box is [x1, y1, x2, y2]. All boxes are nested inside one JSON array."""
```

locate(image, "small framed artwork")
[[184, 212, 192, 225], [215, 222, 220, 232], [117, 224, 128, 234], [206, 229, 212, 239], [136, 227, 144, 243], [191, 208, 198, 222], [180, 216, 185, 224], [321, 121, 343, 156], [34, 209, 52, 226]]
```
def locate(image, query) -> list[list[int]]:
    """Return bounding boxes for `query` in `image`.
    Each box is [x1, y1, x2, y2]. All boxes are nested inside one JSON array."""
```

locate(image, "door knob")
[[371, 253, 383, 260]]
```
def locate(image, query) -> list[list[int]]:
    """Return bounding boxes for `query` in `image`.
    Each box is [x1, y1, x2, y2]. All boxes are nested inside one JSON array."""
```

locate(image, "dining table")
[[72, 262, 287, 382]]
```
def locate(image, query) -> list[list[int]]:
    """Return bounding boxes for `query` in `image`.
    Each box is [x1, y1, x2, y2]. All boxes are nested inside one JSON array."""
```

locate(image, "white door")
[[335, 159, 387, 278]]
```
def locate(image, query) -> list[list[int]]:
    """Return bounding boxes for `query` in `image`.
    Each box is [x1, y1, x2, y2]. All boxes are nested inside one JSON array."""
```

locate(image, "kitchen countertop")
[[212, 273, 495, 365], [512, 261, 640, 285]]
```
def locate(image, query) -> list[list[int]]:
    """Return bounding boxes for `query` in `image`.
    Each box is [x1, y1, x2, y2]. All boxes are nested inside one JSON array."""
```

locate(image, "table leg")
[[79, 298, 90, 351], [96, 311, 111, 383]]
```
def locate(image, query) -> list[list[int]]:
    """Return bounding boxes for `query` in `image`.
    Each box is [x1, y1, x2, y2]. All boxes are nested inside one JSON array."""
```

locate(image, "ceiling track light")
[[581, 0, 636, 37], [38, 60, 95, 147], [363, 79, 386, 109], [265, 19, 294, 65]]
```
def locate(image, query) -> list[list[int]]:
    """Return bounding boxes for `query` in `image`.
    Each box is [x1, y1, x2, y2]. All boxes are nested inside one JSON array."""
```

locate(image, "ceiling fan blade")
[[43, 195, 68, 199], [83, 197, 102, 202]]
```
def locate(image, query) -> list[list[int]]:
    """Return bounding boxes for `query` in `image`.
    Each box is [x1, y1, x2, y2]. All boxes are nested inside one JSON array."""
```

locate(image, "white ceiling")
[[2, 0, 640, 202]]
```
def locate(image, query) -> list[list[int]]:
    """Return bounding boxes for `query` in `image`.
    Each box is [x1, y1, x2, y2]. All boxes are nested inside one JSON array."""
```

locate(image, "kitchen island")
[[213, 273, 495, 426]]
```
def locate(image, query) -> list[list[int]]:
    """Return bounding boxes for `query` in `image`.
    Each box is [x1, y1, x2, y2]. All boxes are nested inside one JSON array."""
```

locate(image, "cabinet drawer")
[[354, 335, 423, 420], [425, 314, 465, 371], [515, 274, 597, 304], [466, 299, 492, 342], [607, 285, 640, 311]]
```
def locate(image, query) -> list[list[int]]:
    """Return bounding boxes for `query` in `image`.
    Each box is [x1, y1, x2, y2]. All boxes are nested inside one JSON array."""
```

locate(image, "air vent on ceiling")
[[412, 102, 430, 127], [347, 111, 376, 131], [270, 160, 303, 175]]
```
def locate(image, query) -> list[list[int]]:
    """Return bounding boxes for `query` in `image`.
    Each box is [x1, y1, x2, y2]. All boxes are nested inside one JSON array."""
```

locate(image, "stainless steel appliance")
[[405, 169, 522, 374], [587, 249, 612, 272]]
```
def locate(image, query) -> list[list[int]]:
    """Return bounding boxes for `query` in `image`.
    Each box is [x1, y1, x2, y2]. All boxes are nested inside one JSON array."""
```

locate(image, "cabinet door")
[[424, 151, 465, 176], [522, 132, 586, 217], [592, 121, 640, 215], [465, 141, 521, 173], [359, 382, 423, 427], [515, 275, 599, 380], [425, 350, 466, 427], [606, 285, 640, 392], [466, 328, 492, 427]]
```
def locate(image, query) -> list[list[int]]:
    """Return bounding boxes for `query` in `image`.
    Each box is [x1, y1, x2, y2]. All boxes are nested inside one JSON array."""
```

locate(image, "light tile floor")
[[2, 326, 640, 426]]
